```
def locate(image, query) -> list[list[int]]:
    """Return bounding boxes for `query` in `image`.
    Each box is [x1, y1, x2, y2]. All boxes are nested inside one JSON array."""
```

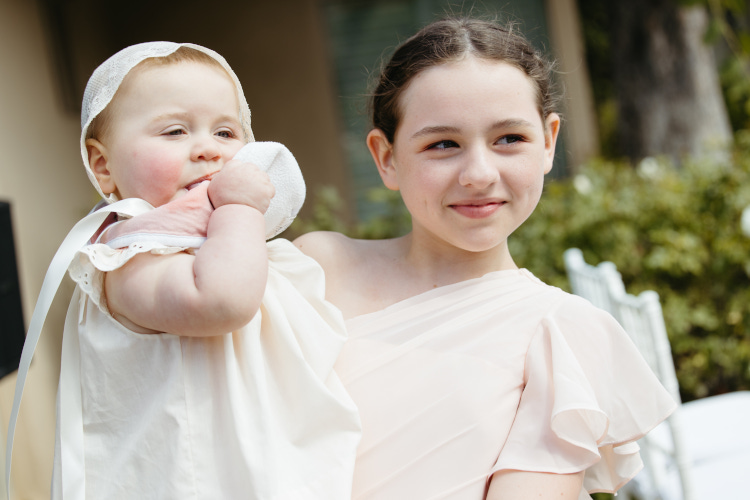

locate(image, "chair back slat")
[[563, 248, 623, 312]]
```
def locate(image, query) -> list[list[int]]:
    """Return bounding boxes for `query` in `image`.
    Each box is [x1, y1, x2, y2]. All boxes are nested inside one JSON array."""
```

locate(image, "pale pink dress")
[[335, 268, 677, 500]]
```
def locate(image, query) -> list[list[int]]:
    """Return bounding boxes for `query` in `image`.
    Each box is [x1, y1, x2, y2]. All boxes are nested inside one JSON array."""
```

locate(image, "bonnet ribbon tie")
[[5, 198, 152, 500]]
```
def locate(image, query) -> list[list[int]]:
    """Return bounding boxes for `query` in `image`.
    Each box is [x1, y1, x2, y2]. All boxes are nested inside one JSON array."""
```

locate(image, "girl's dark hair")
[[370, 17, 561, 143]]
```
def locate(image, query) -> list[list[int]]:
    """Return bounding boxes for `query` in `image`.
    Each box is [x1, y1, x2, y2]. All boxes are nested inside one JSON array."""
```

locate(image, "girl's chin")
[[443, 234, 510, 255]]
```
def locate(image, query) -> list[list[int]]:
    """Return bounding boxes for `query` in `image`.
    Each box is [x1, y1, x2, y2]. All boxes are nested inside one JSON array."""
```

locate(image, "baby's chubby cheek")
[[131, 164, 185, 205]]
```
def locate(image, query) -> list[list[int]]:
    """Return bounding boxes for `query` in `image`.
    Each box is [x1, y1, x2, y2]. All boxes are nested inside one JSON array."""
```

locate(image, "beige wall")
[[0, 1, 95, 498]]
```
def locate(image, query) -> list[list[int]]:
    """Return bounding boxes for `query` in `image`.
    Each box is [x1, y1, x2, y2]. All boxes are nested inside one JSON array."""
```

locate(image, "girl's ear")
[[543, 113, 561, 175], [366, 128, 399, 191], [86, 138, 117, 195]]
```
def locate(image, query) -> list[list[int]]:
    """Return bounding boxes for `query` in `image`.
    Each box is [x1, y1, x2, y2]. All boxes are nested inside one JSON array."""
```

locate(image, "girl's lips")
[[450, 200, 506, 219]]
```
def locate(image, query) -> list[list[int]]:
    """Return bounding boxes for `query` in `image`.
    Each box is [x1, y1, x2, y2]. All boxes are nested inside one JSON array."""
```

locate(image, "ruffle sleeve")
[[68, 241, 187, 314], [493, 295, 677, 495], [68, 184, 211, 314]]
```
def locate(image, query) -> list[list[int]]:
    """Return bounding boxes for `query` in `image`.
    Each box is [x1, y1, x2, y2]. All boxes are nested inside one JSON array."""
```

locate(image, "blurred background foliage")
[[512, 140, 750, 402], [579, 0, 750, 158]]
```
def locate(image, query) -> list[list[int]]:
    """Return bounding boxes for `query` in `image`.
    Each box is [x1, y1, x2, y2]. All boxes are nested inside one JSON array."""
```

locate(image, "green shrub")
[[289, 186, 411, 240], [294, 140, 750, 402], [510, 142, 750, 402]]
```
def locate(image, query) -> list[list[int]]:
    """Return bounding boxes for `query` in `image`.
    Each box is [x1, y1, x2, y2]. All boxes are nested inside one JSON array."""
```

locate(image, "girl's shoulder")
[[545, 281, 620, 327], [294, 231, 390, 272], [293, 231, 400, 317], [507, 270, 624, 337], [295, 231, 359, 275]]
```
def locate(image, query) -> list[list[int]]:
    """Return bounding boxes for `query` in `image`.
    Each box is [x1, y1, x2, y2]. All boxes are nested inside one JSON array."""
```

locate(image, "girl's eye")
[[497, 134, 524, 145], [216, 130, 235, 139], [427, 140, 459, 150], [165, 128, 185, 136]]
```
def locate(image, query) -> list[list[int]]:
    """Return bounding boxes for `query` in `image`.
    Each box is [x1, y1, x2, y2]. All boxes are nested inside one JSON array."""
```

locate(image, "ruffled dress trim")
[[68, 241, 187, 314]]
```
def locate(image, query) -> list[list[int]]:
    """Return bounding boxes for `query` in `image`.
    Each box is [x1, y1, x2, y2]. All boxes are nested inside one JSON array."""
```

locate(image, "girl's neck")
[[333, 231, 518, 319], [394, 231, 517, 289]]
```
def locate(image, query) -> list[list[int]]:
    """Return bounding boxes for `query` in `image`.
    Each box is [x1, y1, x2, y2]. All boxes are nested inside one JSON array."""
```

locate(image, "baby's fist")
[[208, 160, 275, 213]]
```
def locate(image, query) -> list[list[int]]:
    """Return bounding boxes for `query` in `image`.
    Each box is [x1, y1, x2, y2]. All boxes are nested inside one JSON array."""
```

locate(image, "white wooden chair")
[[563, 248, 750, 500], [562, 248, 622, 313]]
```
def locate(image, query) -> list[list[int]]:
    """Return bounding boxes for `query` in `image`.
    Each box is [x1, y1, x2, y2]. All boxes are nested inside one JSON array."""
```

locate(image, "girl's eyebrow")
[[411, 125, 460, 139], [489, 118, 536, 130], [410, 119, 537, 139]]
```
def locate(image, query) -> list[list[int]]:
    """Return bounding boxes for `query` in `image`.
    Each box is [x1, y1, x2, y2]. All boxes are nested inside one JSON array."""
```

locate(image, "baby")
[[6, 42, 359, 500]]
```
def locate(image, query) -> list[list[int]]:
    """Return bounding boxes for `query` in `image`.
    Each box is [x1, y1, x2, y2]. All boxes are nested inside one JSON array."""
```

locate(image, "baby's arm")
[[104, 160, 274, 336]]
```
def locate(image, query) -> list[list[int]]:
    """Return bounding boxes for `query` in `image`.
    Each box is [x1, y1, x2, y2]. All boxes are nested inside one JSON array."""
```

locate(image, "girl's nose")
[[458, 148, 500, 188], [191, 136, 222, 162]]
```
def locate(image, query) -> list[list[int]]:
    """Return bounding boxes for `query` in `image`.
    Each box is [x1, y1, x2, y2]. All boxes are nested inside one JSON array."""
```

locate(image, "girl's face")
[[88, 61, 245, 207], [368, 56, 560, 256]]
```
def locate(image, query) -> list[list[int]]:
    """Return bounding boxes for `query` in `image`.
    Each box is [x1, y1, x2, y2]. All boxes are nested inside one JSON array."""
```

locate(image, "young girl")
[[295, 17, 677, 499], [6, 42, 360, 499]]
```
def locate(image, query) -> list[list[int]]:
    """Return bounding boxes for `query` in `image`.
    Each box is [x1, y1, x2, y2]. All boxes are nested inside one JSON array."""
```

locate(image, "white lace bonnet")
[[80, 41, 254, 203]]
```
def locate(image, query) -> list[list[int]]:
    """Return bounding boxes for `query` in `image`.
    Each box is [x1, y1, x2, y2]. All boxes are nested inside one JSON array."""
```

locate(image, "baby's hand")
[[208, 160, 275, 213]]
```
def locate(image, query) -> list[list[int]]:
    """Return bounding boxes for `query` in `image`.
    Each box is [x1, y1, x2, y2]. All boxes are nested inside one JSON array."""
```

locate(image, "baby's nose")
[[191, 137, 221, 162]]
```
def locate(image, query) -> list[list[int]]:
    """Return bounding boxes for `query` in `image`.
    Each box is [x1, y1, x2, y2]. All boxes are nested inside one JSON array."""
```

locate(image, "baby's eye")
[[164, 128, 185, 136], [497, 134, 524, 145], [427, 140, 459, 150], [216, 130, 235, 139]]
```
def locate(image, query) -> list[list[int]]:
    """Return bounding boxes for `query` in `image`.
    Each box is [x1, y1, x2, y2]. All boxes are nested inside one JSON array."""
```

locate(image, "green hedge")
[[512, 140, 750, 402], [293, 137, 750, 402]]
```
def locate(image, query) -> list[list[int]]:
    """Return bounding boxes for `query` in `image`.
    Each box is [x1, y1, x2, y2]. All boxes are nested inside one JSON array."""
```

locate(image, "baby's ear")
[[86, 138, 117, 195]]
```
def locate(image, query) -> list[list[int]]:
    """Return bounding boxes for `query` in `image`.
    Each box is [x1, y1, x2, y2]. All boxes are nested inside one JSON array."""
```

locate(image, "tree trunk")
[[611, 0, 732, 162]]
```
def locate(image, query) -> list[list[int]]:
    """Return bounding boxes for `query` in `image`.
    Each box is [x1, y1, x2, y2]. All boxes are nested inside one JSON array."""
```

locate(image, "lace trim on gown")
[[68, 241, 187, 313]]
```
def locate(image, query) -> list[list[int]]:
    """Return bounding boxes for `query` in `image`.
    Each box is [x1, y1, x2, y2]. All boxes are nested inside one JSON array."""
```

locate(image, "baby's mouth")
[[186, 172, 218, 190]]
